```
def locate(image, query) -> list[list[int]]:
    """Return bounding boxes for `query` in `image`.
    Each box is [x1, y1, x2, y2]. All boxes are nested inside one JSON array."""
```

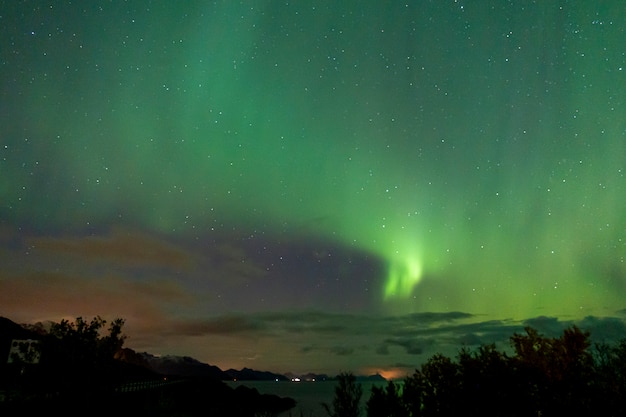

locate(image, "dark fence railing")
[[115, 378, 184, 393]]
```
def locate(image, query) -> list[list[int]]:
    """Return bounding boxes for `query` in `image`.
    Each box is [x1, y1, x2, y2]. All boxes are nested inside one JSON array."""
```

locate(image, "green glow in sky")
[[384, 254, 423, 299], [1, 1, 625, 321]]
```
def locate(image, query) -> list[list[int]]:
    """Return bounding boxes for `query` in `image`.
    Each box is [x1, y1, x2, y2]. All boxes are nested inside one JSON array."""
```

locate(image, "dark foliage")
[[364, 325, 626, 417], [367, 380, 406, 417], [324, 372, 363, 417], [1, 316, 128, 397], [0, 316, 295, 417]]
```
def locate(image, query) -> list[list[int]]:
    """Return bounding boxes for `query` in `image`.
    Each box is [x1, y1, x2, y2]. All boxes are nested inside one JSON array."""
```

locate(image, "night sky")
[[1, 1, 625, 377]]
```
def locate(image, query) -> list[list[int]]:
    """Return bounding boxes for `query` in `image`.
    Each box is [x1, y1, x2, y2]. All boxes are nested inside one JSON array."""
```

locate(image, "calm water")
[[226, 380, 387, 417]]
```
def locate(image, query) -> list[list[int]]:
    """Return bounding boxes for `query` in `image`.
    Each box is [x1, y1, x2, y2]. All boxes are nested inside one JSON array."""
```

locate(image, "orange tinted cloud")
[[28, 229, 192, 270], [0, 269, 194, 339]]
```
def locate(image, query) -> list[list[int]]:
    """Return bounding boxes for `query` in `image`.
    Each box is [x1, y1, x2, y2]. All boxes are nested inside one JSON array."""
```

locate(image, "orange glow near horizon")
[[365, 367, 411, 381]]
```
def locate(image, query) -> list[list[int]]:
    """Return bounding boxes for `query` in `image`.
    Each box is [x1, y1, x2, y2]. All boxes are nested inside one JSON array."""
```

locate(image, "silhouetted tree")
[[324, 372, 363, 417], [420, 353, 460, 416], [592, 338, 626, 416], [38, 316, 127, 397], [402, 368, 427, 417], [457, 343, 513, 417], [0, 316, 128, 416], [364, 325, 625, 417], [367, 380, 406, 417], [510, 325, 593, 415]]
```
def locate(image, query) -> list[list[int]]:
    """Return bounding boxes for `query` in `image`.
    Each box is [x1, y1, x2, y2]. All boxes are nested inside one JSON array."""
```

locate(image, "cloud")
[[4, 292, 626, 375], [204, 242, 268, 283], [520, 315, 626, 344], [158, 311, 626, 365], [389, 362, 420, 369], [150, 310, 496, 345], [0, 270, 193, 338], [27, 229, 192, 270], [522, 316, 564, 336], [376, 344, 390, 355], [330, 346, 355, 356], [171, 315, 265, 336], [300, 345, 317, 354], [578, 316, 626, 342], [405, 311, 474, 322], [383, 337, 427, 355], [1, 229, 391, 318], [457, 333, 484, 346]]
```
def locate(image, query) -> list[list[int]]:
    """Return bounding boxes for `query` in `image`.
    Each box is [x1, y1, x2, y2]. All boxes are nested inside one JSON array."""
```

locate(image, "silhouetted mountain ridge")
[[0, 316, 298, 416], [139, 352, 226, 379], [225, 367, 289, 381], [0, 316, 384, 382]]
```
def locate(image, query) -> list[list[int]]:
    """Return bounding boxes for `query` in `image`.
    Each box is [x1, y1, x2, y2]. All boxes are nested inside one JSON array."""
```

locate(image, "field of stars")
[[1, 1, 624, 375]]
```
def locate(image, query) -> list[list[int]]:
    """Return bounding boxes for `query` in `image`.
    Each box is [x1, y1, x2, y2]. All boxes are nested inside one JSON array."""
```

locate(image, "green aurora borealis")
[[1, 1, 625, 374]]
